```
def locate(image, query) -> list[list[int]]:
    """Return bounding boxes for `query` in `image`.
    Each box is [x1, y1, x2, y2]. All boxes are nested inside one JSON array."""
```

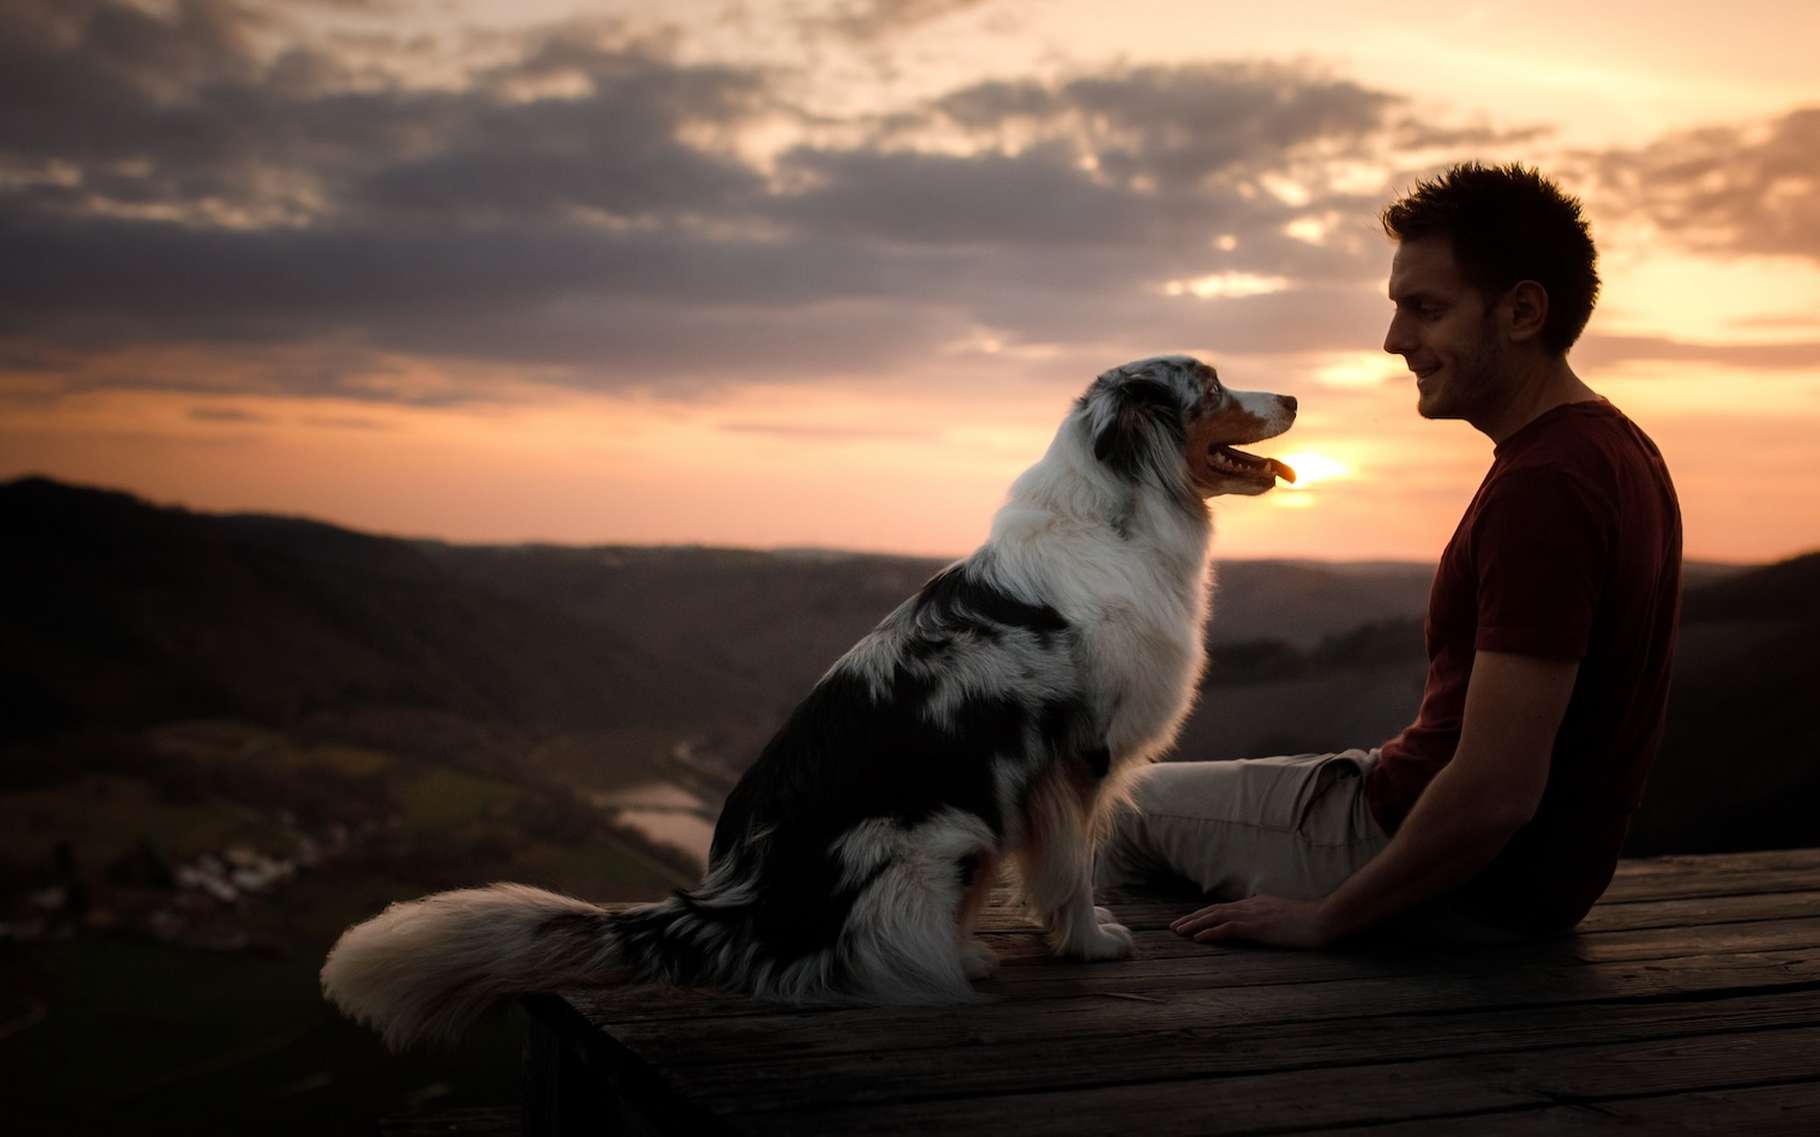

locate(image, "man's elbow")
[[1461, 787, 1540, 839], [1432, 770, 1541, 842]]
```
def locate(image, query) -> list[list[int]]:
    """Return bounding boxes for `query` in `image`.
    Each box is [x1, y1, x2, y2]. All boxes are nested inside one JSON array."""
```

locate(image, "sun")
[[1275, 450, 1349, 488]]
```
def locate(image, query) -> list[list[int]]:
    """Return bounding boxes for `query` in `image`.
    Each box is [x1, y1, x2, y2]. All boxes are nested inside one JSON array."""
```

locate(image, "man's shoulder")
[[1491, 403, 1653, 496], [1480, 455, 1606, 512], [1469, 452, 1615, 555]]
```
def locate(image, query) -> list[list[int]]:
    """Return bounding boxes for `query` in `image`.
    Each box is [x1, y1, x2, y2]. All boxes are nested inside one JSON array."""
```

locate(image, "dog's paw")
[[1069, 921, 1135, 962], [960, 939, 1000, 981], [1093, 905, 1115, 925]]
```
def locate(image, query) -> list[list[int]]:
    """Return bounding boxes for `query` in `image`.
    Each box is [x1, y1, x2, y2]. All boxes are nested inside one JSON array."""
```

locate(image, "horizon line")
[[0, 472, 1778, 570]]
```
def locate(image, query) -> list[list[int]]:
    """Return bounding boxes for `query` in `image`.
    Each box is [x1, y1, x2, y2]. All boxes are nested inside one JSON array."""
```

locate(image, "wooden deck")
[[522, 848, 1820, 1136]]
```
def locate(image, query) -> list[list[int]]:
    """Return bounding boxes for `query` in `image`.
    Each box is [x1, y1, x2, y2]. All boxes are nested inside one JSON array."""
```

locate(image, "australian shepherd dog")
[[322, 355, 1297, 1050]]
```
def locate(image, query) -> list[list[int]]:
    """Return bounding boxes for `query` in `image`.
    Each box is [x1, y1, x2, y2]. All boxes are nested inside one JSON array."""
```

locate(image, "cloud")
[[1575, 332, 1820, 372], [918, 63, 1398, 198], [300, 414, 392, 430], [1586, 105, 1820, 262], [717, 421, 940, 441], [812, 0, 995, 44], [1386, 118, 1552, 150], [187, 406, 271, 423], [0, 1, 1495, 403], [1, 4, 774, 229]]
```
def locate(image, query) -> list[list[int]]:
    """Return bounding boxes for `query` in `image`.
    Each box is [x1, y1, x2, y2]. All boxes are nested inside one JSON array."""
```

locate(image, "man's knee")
[[1094, 761, 1231, 890]]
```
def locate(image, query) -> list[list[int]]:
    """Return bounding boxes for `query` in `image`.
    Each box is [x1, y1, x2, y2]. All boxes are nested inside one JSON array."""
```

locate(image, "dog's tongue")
[[1225, 446, 1296, 484]]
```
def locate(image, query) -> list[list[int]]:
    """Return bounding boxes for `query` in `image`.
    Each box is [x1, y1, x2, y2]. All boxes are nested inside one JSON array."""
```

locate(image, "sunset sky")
[[4, 0, 1819, 561]]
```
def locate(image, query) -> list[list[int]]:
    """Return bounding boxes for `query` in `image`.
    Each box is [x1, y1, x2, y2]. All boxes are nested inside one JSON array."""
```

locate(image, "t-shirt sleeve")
[[1471, 468, 1612, 659]]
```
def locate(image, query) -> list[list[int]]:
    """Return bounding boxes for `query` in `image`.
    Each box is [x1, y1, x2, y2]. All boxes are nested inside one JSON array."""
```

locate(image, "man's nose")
[[1383, 316, 1413, 355]]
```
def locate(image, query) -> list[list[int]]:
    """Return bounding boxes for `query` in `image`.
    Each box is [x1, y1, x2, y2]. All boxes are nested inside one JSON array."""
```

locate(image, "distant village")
[[2, 818, 378, 951]]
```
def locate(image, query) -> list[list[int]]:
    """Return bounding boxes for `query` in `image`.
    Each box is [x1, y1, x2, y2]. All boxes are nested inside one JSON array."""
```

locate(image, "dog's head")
[[1079, 355, 1297, 497]]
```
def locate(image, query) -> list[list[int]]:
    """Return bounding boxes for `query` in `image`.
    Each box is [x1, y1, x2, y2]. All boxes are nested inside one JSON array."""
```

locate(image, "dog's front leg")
[[1016, 803, 1134, 962]]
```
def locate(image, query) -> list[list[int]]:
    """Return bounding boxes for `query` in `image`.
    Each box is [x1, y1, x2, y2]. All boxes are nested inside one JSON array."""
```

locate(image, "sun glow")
[[1161, 272, 1292, 299], [1314, 354, 1405, 389], [1275, 450, 1349, 488]]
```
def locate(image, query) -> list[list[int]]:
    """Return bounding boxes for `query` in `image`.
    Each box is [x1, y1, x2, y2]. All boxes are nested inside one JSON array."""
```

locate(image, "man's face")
[[1383, 237, 1509, 421]]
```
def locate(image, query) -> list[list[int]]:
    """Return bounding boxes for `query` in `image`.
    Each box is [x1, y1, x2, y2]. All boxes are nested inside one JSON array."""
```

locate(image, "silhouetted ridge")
[[1681, 552, 1820, 624], [0, 477, 725, 737]]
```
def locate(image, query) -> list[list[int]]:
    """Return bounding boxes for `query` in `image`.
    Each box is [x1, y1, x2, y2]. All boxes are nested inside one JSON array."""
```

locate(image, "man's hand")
[[1170, 895, 1332, 949]]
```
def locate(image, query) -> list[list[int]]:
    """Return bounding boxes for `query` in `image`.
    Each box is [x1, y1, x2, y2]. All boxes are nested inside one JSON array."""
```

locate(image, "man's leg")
[[1096, 749, 1389, 900]]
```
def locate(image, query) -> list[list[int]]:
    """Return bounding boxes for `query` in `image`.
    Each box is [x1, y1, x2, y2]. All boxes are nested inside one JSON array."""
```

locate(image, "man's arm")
[[1170, 650, 1579, 948]]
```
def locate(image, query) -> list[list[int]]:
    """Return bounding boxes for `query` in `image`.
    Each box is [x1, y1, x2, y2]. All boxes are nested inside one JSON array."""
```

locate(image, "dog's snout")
[[1282, 395, 1297, 414]]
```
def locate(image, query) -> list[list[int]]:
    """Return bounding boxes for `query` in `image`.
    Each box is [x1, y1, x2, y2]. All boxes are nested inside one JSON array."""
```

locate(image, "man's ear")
[[1092, 378, 1185, 482], [1506, 280, 1550, 344]]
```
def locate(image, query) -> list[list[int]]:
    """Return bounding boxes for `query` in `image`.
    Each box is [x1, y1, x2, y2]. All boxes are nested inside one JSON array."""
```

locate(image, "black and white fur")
[[321, 355, 1296, 1050]]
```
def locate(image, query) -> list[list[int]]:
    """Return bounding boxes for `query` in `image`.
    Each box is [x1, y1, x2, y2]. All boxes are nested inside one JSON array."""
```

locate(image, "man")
[[1098, 162, 1683, 946]]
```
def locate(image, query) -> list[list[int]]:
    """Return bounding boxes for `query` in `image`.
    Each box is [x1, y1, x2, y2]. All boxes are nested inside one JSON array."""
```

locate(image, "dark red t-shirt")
[[1366, 399, 1683, 932]]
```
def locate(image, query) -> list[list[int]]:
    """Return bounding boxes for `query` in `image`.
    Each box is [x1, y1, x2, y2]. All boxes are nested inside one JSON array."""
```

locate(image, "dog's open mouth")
[[1207, 444, 1296, 485]]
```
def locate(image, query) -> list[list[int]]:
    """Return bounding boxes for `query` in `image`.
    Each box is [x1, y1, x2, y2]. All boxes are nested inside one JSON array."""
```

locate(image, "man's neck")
[[1471, 356, 1600, 445]]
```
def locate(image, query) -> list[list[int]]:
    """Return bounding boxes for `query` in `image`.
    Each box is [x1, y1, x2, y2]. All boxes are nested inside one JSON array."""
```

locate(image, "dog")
[[321, 355, 1296, 1050]]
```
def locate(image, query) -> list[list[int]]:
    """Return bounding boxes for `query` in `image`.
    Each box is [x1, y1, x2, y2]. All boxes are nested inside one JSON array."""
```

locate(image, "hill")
[[0, 477, 734, 741], [1627, 551, 1820, 854]]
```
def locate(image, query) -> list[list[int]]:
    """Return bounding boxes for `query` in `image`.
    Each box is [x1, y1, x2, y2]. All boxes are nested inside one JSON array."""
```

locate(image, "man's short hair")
[[1380, 162, 1600, 356]]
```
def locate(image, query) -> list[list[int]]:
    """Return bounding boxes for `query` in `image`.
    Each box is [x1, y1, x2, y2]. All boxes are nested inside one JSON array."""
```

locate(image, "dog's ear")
[[1091, 378, 1185, 482]]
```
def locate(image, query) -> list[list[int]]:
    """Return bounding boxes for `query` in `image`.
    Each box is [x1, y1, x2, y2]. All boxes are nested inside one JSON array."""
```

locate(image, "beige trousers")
[[1096, 749, 1392, 900]]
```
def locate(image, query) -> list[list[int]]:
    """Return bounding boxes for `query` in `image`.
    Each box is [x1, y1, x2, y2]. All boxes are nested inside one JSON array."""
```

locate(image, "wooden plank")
[[560, 936, 1444, 1024], [727, 1024, 1820, 1137], [956, 916, 1820, 999], [1288, 1080, 1820, 1137], [379, 1106, 523, 1137], [980, 925, 1499, 967], [521, 993, 737, 1137], [544, 852, 1820, 1135], [982, 899, 1820, 967], [1264, 1103, 1636, 1136], [560, 906, 1820, 1028], [658, 987, 1820, 1114], [1600, 866, 1820, 904], [1610, 848, 1820, 877], [590, 947, 1820, 1065], [981, 878, 1820, 935], [949, 898, 1820, 986], [598, 851, 1820, 921], [1605, 1079, 1820, 1137], [1576, 889, 1820, 933], [1571, 916, 1820, 963], [579, 860, 1820, 1016]]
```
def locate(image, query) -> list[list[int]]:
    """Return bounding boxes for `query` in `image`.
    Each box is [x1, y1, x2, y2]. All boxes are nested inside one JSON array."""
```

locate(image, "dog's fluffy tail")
[[321, 883, 702, 1052]]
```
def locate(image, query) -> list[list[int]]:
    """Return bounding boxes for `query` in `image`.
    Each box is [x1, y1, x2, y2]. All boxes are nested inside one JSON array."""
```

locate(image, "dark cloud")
[[1, 3, 772, 227], [814, 0, 993, 43], [766, 142, 1165, 246], [1586, 106, 1820, 262], [928, 64, 1397, 189], [1386, 118, 1552, 150]]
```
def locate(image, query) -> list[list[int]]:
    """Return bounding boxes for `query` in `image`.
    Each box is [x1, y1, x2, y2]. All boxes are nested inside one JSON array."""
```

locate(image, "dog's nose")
[[1282, 395, 1298, 414]]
